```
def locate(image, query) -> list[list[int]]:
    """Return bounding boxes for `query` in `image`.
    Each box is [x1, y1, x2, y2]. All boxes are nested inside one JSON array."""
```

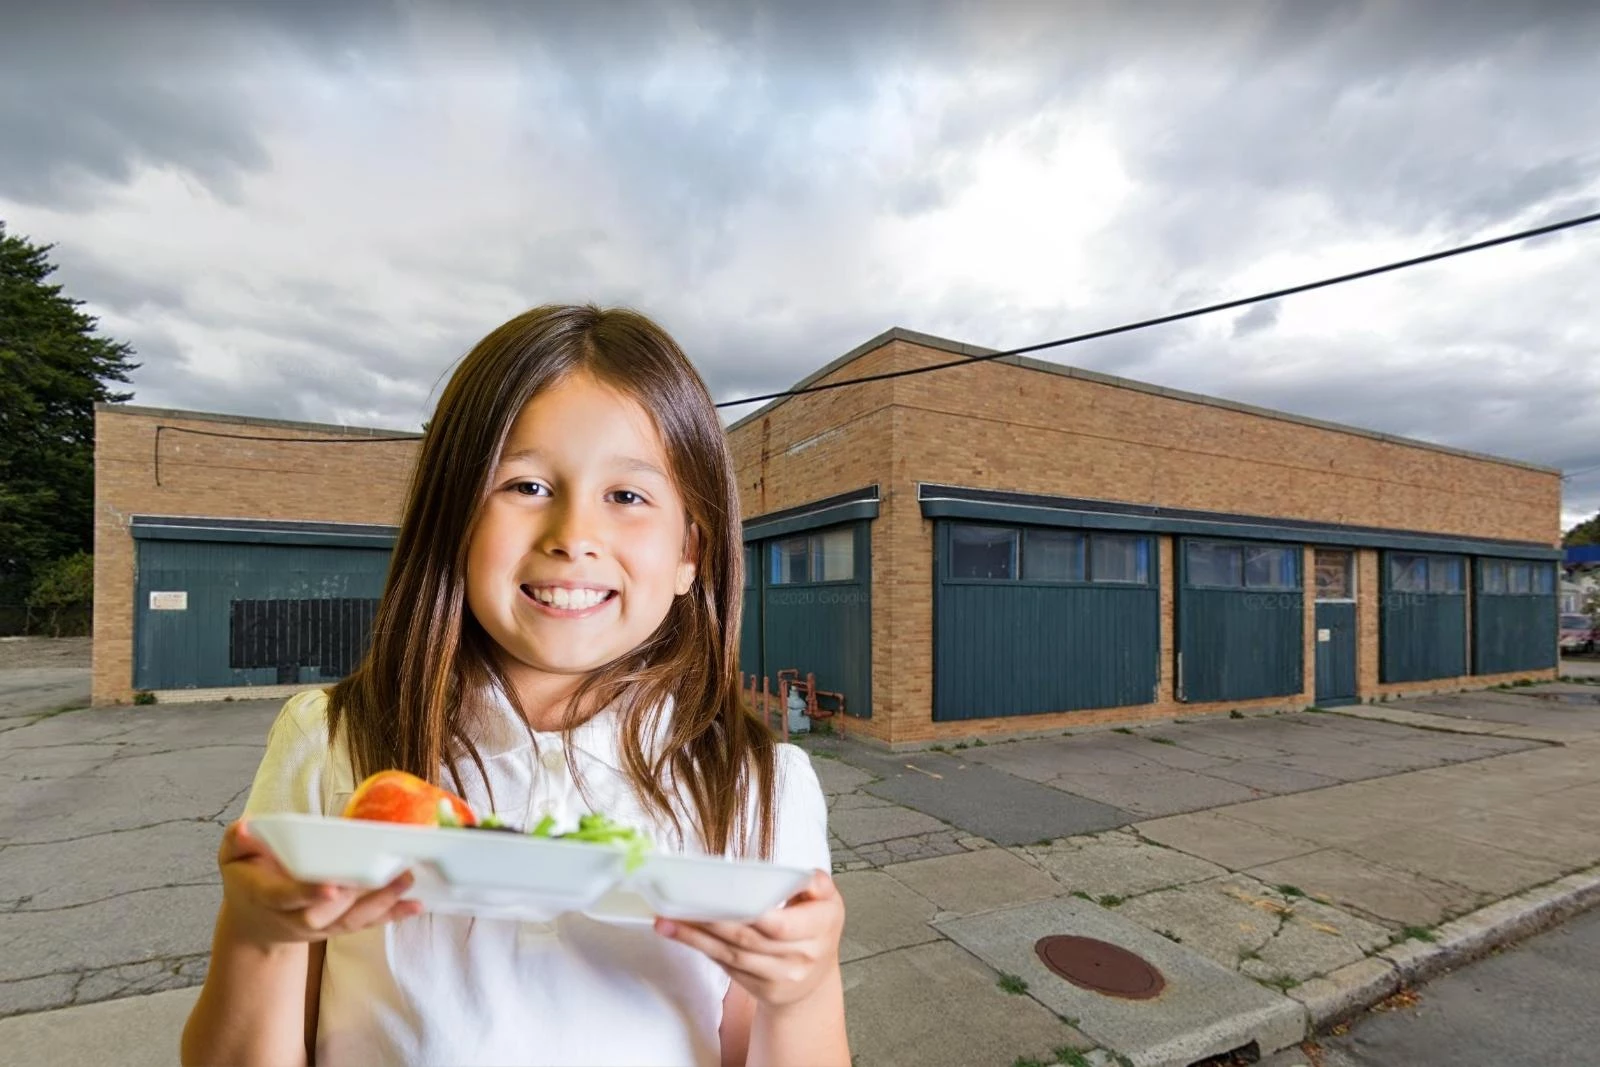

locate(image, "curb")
[[1286, 864, 1600, 1032]]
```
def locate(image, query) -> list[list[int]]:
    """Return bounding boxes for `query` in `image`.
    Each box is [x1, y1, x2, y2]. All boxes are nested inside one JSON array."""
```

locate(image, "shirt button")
[[540, 748, 565, 773]]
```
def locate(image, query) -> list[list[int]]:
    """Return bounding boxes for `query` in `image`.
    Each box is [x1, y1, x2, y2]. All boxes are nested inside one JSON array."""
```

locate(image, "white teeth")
[[530, 587, 608, 610]]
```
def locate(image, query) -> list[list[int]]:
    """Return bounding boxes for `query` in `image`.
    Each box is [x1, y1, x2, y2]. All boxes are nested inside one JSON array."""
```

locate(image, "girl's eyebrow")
[[498, 447, 667, 479]]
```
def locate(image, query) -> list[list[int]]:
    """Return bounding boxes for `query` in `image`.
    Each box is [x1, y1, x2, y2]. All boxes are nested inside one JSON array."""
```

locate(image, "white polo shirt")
[[241, 688, 831, 1067]]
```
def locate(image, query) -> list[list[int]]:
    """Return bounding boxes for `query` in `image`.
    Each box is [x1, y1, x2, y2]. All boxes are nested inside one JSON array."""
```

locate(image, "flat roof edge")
[[96, 403, 422, 440]]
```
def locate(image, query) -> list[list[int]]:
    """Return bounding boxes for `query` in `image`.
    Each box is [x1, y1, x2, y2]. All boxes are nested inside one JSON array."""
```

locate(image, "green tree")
[[26, 550, 93, 636], [0, 222, 137, 607], [1566, 513, 1600, 548]]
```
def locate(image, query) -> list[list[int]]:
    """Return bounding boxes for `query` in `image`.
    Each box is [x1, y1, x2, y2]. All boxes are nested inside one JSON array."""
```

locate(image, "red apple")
[[343, 770, 477, 828]]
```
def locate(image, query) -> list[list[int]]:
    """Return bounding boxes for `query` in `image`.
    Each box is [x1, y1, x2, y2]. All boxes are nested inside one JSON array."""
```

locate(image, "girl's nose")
[[540, 501, 601, 559]]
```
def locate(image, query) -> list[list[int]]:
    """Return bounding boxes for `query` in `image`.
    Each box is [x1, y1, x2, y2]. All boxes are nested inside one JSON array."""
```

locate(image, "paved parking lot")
[[5, 641, 1600, 1067]]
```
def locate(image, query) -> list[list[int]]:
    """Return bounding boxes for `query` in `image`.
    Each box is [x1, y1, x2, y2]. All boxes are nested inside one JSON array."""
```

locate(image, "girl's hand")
[[654, 870, 845, 1009], [217, 817, 423, 949]]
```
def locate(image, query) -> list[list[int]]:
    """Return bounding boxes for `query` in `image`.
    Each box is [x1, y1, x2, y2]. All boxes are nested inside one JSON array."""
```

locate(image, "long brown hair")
[[328, 305, 776, 857]]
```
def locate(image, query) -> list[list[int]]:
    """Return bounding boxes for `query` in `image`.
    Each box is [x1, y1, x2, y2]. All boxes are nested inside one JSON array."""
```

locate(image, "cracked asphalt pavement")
[[0, 644, 273, 1018]]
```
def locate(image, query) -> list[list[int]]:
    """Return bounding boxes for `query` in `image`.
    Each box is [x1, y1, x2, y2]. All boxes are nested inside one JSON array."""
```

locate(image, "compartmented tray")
[[249, 813, 814, 925]]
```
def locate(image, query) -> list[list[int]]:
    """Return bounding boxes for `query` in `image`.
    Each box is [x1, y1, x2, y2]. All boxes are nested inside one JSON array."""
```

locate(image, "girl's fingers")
[[310, 871, 416, 933], [659, 918, 816, 980]]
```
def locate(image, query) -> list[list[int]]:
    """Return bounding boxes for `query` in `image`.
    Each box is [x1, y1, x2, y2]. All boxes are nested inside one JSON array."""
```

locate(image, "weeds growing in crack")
[[998, 971, 1029, 995]]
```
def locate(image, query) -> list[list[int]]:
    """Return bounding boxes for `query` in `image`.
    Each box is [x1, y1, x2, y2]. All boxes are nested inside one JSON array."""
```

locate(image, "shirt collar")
[[469, 685, 674, 771]]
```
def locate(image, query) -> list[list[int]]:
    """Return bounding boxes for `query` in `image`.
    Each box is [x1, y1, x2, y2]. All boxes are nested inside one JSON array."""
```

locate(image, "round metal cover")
[[1034, 935, 1165, 1000]]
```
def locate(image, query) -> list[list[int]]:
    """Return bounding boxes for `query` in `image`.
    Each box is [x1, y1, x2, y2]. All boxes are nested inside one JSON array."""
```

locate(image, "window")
[[1186, 541, 1243, 587], [1429, 558, 1465, 594], [1186, 540, 1298, 589], [1389, 553, 1463, 594], [1507, 562, 1531, 595], [1481, 560, 1506, 594], [1023, 529, 1085, 581], [1483, 558, 1555, 595], [1533, 563, 1555, 595], [769, 527, 856, 585], [1389, 554, 1427, 593], [1245, 546, 1299, 590], [771, 537, 810, 584], [950, 525, 1017, 580], [949, 524, 1152, 584], [1314, 549, 1354, 600], [1090, 534, 1150, 584]]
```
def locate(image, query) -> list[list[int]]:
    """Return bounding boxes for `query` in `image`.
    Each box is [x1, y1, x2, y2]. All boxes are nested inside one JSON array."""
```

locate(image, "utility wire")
[[714, 209, 1600, 409], [153, 423, 417, 486]]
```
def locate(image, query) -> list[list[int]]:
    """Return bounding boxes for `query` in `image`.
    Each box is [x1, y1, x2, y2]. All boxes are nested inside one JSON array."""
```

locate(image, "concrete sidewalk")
[[3, 671, 1600, 1066], [815, 680, 1600, 1066]]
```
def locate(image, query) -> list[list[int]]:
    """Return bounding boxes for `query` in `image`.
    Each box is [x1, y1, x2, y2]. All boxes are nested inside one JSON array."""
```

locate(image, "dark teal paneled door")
[[741, 522, 872, 718], [1176, 539, 1304, 703], [1313, 548, 1358, 706], [134, 540, 392, 690]]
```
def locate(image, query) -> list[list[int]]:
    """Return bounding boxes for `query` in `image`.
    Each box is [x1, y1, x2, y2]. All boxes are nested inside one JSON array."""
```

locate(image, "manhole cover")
[[1035, 935, 1165, 1000]]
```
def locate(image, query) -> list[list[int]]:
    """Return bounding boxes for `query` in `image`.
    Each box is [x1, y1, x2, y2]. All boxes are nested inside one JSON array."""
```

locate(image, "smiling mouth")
[[520, 585, 617, 611]]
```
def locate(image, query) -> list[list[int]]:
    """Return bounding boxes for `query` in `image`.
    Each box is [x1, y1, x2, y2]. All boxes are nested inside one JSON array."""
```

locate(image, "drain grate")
[[1035, 935, 1166, 1000]]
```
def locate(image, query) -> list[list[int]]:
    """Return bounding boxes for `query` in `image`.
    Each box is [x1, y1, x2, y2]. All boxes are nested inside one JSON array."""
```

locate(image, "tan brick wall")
[[93, 407, 420, 704], [730, 338, 1561, 748], [727, 345, 901, 743]]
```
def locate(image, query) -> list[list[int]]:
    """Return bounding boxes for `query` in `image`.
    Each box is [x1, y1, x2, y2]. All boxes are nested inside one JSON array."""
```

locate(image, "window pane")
[[1024, 530, 1085, 581], [1091, 534, 1148, 584], [1534, 564, 1554, 595], [813, 528, 855, 582], [1507, 562, 1531, 595], [1245, 546, 1298, 590], [770, 537, 809, 585], [1390, 554, 1426, 593], [950, 525, 1017, 580], [1186, 541, 1243, 587], [1481, 560, 1505, 594], [1428, 557, 1463, 594], [1314, 550, 1353, 599]]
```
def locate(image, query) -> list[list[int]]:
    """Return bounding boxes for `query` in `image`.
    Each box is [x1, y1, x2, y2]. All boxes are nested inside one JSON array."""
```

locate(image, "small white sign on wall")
[[1316, 628, 1331, 642], [149, 591, 189, 611]]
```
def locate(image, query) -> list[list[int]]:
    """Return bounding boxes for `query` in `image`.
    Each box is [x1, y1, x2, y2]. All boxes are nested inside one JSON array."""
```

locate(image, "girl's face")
[[465, 372, 699, 699]]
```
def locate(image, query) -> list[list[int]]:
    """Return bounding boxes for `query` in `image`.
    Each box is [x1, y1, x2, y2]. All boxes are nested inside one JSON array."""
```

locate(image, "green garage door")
[[741, 522, 872, 718], [1473, 558, 1558, 674], [132, 519, 395, 691], [933, 522, 1158, 720], [1176, 539, 1304, 703], [1380, 551, 1468, 683]]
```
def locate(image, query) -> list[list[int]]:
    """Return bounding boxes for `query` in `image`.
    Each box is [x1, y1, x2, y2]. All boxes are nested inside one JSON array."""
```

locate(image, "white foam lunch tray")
[[249, 813, 815, 925]]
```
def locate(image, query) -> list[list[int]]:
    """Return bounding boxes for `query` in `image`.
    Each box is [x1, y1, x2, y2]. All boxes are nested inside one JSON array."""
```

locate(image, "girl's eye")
[[610, 490, 647, 506], [512, 481, 550, 497]]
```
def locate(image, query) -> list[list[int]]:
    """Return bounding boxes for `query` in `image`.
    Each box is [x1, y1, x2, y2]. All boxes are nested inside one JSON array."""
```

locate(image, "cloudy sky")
[[4, 0, 1598, 528]]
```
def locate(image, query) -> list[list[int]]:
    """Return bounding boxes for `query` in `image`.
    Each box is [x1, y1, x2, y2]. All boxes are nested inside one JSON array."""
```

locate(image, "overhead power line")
[[714, 209, 1600, 410], [152, 423, 417, 486]]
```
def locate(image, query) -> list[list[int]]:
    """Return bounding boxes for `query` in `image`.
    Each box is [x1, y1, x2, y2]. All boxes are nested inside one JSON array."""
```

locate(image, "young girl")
[[181, 305, 849, 1067]]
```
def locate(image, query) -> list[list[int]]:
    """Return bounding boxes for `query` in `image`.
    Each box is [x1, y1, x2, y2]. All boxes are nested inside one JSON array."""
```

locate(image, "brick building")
[[91, 405, 419, 706], [726, 329, 1562, 749], [93, 330, 1563, 749]]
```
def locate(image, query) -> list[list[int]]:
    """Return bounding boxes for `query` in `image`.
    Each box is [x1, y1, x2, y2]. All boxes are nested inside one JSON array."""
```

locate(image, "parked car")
[[1560, 613, 1597, 654]]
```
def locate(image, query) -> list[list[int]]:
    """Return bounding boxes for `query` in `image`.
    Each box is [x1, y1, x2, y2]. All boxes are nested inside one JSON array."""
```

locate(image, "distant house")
[[1563, 545, 1600, 614]]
